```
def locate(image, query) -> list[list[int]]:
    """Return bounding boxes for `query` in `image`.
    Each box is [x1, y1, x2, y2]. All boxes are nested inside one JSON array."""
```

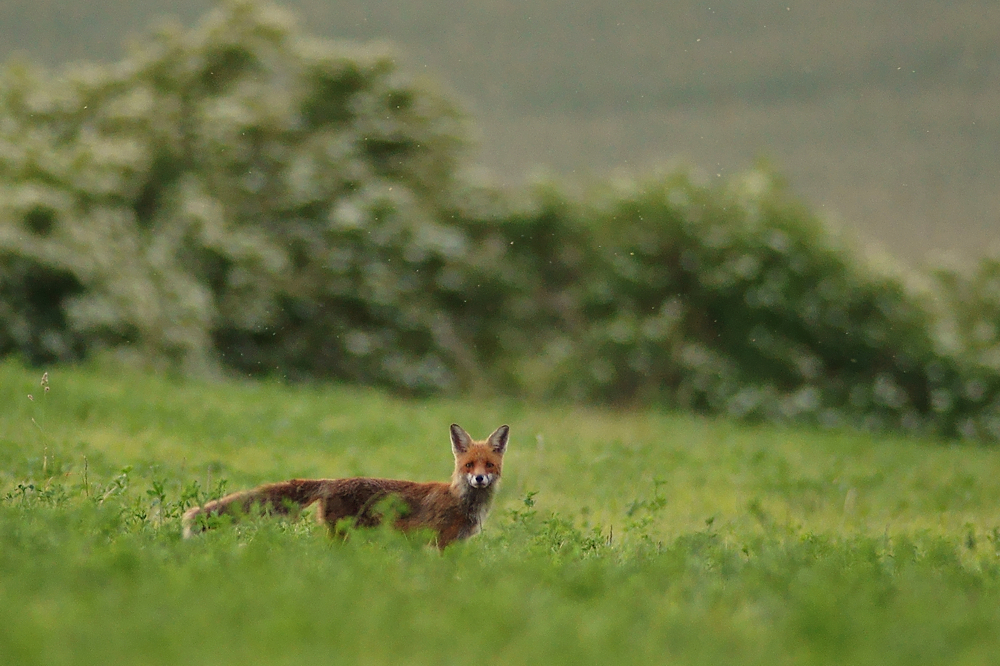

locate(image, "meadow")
[[3, 359, 1000, 665]]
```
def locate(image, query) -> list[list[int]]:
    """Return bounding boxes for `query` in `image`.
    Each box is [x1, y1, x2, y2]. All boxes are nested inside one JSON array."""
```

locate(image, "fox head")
[[450, 424, 509, 492]]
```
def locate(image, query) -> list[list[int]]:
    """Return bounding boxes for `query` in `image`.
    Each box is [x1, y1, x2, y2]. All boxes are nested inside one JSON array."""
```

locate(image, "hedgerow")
[[1, 0, 997, 440]]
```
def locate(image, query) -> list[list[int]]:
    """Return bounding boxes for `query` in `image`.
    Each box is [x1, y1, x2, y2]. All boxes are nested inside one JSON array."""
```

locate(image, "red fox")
[[182, 424, 509, 549]]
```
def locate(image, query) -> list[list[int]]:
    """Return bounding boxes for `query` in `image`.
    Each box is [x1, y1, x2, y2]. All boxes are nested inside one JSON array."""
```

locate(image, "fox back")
[[182, 423, 509, 549]]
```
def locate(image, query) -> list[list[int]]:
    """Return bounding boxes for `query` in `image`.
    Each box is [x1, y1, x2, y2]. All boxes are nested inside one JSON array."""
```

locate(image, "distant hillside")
[[2, 0, 998, 261]]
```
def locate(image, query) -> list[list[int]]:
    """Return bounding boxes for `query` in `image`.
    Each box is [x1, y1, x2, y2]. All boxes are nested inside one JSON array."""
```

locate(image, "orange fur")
[[182, 424, 509, 549]]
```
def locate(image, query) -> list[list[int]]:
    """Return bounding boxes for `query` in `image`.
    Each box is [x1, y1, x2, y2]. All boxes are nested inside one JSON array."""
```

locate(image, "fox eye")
[[465, 462, 474, 469], [485, 462, 494, 469]]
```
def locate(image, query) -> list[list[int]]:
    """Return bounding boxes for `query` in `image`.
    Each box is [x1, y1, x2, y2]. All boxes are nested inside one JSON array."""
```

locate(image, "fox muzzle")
[[467, 473, 495, 489]]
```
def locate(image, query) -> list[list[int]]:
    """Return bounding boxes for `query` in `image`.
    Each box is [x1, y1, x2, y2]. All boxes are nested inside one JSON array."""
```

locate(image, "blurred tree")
[[1, 0, 475, 390]]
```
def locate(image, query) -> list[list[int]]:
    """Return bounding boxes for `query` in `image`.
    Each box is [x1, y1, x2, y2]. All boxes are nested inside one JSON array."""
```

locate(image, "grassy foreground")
[[2, 361, 1000, 665]]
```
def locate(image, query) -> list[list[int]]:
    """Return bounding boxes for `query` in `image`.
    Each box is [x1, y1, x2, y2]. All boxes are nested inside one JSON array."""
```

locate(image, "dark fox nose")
[[474, 475, 486, 485]]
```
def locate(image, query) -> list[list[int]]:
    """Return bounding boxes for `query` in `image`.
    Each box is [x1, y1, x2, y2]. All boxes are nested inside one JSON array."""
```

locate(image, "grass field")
[[3, 360, 1000, 665]]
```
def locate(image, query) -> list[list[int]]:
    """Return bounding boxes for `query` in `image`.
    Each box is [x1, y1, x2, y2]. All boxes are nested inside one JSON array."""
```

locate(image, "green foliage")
[[3, 363, 1000, 665], [0, 0, 998, 440], [451, 171, 1000, 441], [524, 172, 1000, 440], [0, 0, 470, 388], [920, 258, 1000, 440]]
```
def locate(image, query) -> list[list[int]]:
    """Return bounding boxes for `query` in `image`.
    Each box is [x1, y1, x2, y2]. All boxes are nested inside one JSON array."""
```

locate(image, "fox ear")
[[487, 425, 509, 454], [450, 424, 473, 455]]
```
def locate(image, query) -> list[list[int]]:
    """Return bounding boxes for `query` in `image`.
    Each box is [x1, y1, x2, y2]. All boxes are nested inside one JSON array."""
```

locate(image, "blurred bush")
[[1, 0, 998, 440], [0, 0, 470, 388], [488, 172, 1000, 441]]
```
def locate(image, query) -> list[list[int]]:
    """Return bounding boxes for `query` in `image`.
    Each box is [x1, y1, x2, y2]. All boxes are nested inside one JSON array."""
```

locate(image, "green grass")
[[3, 359, 1000, 665]]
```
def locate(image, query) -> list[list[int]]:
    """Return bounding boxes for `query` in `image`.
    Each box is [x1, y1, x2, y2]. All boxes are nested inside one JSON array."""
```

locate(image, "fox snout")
[[467, 473, 495, 489]]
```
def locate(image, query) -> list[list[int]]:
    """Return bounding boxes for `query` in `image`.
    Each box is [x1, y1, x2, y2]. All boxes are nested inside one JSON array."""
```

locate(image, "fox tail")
[[182, 478, 328, 539]]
